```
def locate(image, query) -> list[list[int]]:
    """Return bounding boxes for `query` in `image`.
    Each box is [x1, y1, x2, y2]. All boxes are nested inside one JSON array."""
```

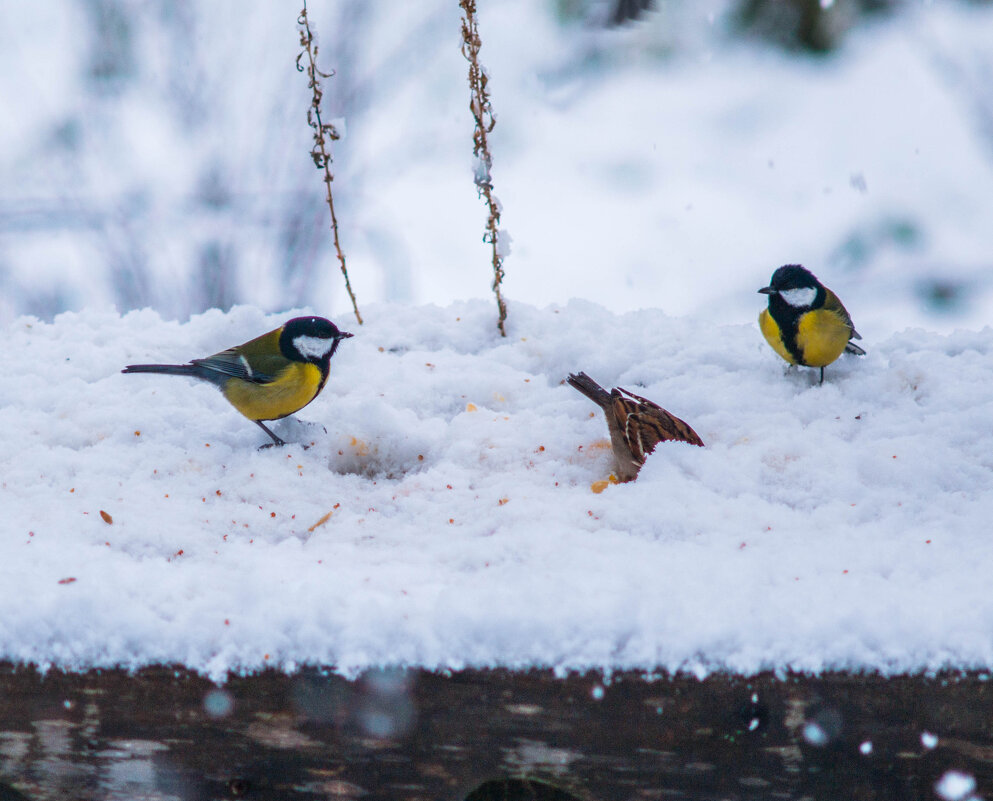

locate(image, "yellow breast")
[[221, 362, 323, 421], [794, 308, 852, 367], [759, 309, 797, 365]]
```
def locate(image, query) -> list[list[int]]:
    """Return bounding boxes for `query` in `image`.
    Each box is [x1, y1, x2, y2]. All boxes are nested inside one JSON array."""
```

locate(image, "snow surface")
[[3, 1, 993, 679], [3, 301, 992, 680]]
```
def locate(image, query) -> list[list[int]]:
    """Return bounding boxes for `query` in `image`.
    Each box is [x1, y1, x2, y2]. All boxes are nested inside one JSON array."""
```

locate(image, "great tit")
[[758, 264, 865, 384], [567, 371, 704, 482], [123, 316, 353, 447]]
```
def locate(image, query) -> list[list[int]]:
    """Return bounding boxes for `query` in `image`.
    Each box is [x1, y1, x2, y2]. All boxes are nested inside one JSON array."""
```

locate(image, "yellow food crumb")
[[590, 475, 620, 494], [308, 511, 334, 533]]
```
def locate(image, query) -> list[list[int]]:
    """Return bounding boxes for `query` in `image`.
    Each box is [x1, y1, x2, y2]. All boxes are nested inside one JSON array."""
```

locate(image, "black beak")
[[757, 286, 775, 295], [339, 331, 354, 339]]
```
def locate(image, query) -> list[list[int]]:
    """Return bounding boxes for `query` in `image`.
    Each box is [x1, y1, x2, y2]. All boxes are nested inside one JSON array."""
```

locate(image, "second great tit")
[[123, 316, 353, 446], [758, 264, 865, 384], [567, 371, 704, 482]]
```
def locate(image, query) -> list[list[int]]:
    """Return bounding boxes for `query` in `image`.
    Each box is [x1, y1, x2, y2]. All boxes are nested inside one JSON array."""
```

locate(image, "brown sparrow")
[[567, 371, 703, 482]]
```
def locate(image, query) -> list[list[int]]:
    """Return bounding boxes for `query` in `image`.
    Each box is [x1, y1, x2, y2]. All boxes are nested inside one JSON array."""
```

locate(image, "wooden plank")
[[0, 663, 990, 800]]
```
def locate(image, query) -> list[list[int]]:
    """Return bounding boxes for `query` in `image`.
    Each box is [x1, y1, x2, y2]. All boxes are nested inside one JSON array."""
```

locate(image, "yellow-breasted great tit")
[[123, 316, 353, 446], [758, 264, 865, 384], [567, 371, 704, 483]]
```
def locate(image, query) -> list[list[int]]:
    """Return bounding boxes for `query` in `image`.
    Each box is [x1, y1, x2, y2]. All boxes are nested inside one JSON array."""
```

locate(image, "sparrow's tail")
[[566, 371, 612, 409]]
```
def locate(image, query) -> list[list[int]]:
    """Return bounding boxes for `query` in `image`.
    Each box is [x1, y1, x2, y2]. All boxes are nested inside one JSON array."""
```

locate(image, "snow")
[[2, 300, 992, 680], [2, 1, 993, 678]]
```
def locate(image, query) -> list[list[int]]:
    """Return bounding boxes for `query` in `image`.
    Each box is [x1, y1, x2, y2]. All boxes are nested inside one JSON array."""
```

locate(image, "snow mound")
[[2, 301, 991, 681]]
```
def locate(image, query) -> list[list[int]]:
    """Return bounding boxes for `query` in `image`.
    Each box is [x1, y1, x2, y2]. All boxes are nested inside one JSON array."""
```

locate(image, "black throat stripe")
[[769, 300, 806, 365]]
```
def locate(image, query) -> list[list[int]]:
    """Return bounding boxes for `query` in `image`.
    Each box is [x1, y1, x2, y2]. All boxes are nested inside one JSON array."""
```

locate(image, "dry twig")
[[459, 0, 508, 337], [297, 1, 362, 325]]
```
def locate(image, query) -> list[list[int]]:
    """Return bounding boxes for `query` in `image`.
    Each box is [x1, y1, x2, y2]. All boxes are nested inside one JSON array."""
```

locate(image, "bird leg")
[[254, 420, 286, 448]]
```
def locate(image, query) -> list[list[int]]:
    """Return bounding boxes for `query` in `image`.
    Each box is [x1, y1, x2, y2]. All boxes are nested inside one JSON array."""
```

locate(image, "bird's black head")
[[279, 316, 353, 364], [758, 264, 824, 310]]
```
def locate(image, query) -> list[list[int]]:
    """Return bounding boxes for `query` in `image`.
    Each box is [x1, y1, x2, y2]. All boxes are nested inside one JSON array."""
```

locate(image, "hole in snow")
[[328, 434, 432, 480]]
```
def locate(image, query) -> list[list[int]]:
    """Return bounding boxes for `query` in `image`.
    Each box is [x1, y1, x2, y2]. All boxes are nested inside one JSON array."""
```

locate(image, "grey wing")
[[839, 311, 866, 354], [192, 348, 276, 384], [838, 304, 860, 339], [826, 292, 867, 355], [826, 289, 862, 341], [841, 307, 866, 353]]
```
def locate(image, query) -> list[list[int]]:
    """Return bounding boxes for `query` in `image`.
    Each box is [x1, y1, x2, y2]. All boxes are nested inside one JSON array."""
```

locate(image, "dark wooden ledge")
[[0, 663, 990, 800]]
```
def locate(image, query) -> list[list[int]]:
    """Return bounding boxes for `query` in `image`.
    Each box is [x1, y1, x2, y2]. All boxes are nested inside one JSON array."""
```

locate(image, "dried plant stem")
[[297, 1, 362, 325], [460, 0, 508, 337]]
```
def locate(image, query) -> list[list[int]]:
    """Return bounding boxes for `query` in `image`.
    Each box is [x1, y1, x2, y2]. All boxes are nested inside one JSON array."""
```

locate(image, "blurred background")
[[1, 0, 992, 336]]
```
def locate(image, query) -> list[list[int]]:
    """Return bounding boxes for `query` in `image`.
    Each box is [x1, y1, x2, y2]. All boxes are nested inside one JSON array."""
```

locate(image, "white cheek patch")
[[779, 287, 817, 308], [294, 334, 335, 359]]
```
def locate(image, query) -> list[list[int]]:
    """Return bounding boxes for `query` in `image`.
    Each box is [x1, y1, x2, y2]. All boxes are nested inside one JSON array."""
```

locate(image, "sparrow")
[[567, 371, 703, 482]]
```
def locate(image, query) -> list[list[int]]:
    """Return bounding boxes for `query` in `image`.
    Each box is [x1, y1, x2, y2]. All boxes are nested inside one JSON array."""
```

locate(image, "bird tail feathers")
[[566, 371, 612, 408], [122, 363, 196, 376]]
